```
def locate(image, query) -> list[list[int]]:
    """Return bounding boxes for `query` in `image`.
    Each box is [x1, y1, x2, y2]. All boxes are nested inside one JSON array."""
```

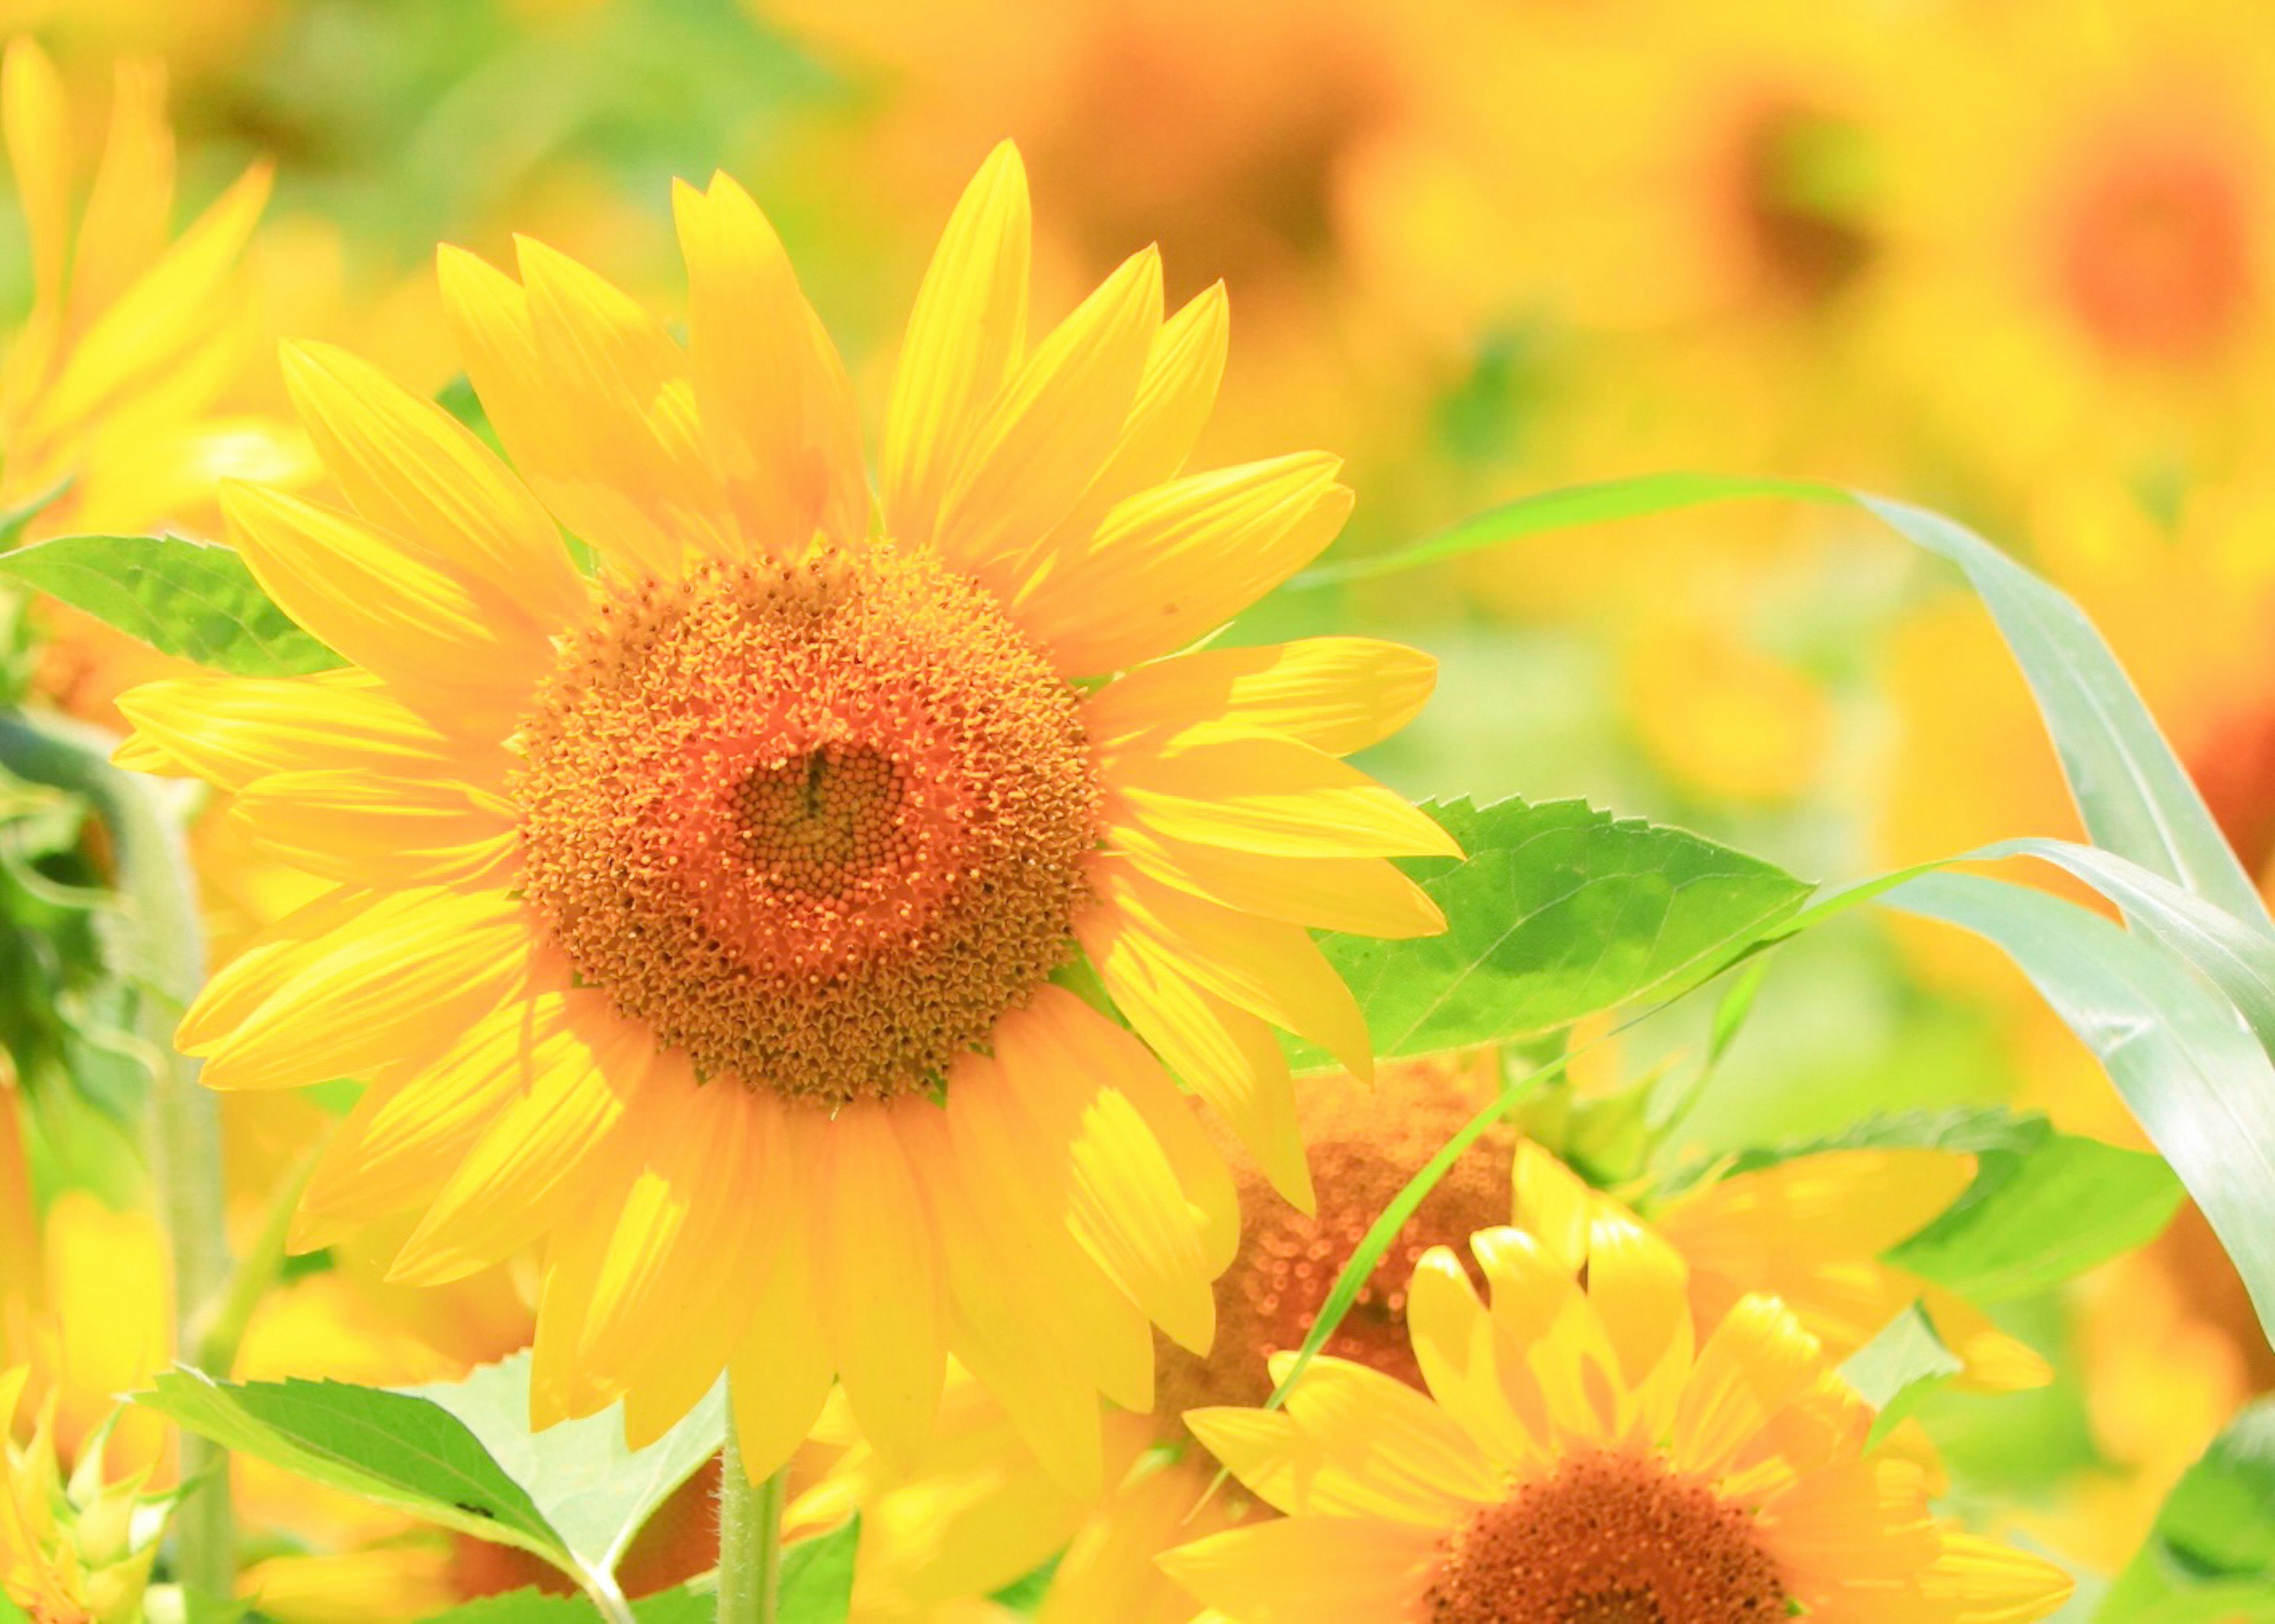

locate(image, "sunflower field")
[[3, 1, 2274, 1620]]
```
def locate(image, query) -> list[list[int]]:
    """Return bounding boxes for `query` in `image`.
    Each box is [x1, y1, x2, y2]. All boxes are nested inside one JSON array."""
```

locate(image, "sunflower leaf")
[[0, 532, 343, 676], [2102, 1399, 2275, 1617], [1303, 796, 1812, 1064], [136, 1369, 571, 1571], [414, 1586, 713, 1622], [779, 1513, 860, 1623], [402, 1353, 727, 1593], [1840, 1304, 1962, 1446]]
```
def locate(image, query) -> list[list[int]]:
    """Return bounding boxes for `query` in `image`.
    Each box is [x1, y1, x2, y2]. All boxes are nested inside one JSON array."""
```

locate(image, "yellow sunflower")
[[118, 141, 1452, 1483], [1, 1365, 159, 1624], [778, 1054, 2047, 1620], [1159, 1216, 2074, 1622]]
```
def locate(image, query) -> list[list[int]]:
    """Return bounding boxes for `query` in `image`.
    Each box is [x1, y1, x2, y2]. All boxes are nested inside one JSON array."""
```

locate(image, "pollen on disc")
[[514, 545, 1102, 1106], [1425, 1450, 1787, 1623]]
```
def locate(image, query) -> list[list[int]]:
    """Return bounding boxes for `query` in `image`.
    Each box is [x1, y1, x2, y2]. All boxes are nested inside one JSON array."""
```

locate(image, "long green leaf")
[[1302, 474, 2266, 926], [1308, 796, 1811, 1064], [1889, 873, 2275, 1346], [0, 532, 342, 676]]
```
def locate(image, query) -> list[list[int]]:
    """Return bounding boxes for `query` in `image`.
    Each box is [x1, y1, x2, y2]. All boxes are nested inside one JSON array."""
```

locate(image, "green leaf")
[[402, 1353, 725, 1591], [1302, 474, 2266, 926], [1890, 874, 2275, 1348], [1839, 1303, 1962, 1445], [137, 1369, 568, 1570], [1309, 797, 1811, 1063], [1725, 1106, 2051, 1175], [2102, 1400, 2275, 1619], [778, 1514, 860, 1624], [0, 532, 342, 676], [1887, 1131, 2180, 1301]]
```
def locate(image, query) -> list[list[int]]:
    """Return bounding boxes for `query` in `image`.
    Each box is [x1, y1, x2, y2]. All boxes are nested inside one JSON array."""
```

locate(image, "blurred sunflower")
[[1869, 0, 2275, 493], [2, 1365, 162, 1624], [0, 35, 309, 717], [118, 141, 1453, 1483], [1158, 1217, 2074, 1622]]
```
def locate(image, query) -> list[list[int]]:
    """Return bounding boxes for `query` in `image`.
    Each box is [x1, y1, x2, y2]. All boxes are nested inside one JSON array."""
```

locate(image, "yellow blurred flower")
[[1, 1365, 162, 1624], [1867, 0, 2275, 492]]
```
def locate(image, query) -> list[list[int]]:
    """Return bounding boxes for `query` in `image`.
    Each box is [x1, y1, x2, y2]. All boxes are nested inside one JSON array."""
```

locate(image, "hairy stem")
[[714, 1382, 786, 1624]]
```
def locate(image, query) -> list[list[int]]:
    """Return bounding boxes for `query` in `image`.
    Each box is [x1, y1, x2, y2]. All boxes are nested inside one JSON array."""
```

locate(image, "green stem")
[[714, 1381, 786, 1624], [0, 711, 233, 1596]]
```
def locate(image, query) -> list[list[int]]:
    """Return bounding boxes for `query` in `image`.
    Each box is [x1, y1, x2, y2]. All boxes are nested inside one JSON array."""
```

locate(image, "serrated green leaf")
[[1888, 1131, 2180, 1301], [0, 532, 342, 676], [136, 1370, 568, 1569], [1891, 874, 2275, 1350], [402, 1353, 726, 1590], [1307, 796, 1811, 1063], [2102, 1400, 2275, 1619], [1840, 1303, 1962, 1445], [779, 1514, 859, 1624]]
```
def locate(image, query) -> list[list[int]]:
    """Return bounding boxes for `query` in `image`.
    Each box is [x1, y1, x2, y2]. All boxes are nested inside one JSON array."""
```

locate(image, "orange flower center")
[[1158, 1056, 1510, 1417], [2055, 129, 2255, 362], [514, 545, 1102, 1106], [1425, 1451, 1786, 1623]]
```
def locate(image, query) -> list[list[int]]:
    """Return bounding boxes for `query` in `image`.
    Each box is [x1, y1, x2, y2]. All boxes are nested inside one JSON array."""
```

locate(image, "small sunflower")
[[118, 142, 1453, 1482], [1159, 1216, 2075, 1623]]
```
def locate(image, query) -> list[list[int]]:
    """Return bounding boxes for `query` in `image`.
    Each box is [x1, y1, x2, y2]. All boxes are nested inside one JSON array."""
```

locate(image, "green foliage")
[[778, 1514, 860, 1623], [141, 1358, 726, 1606], [1893, 874, 2275, 1347], [139, 1371, 563, 1565], [1840, 1304, 1962, 1445], [2101, 1400, 2275, 1619], [0, 534, 341, 676], [1308, 795, 1811, 1064], [1887, 1131, 2179, 1301]]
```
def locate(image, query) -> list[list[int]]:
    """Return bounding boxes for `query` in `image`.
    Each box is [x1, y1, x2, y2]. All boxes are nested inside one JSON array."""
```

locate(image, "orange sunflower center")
[[1425, 1451, 1786, 1623], [2056, 130, 2255, 362], [514, 545, 1102, 1106], [1157, 1056, 1510, 1418]]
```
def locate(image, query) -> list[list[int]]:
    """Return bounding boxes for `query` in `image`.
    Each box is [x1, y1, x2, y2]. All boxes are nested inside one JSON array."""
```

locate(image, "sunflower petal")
[[816, 1105, 947, 1462], [882, 142, 1030, 547], [230, 768, 518, 888], [1111, 731, 1460, 861], [1088, 637, 1439, 759]]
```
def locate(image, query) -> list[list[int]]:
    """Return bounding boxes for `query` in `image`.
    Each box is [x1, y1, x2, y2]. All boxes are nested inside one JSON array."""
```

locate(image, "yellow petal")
[[219, 480, 549, 730], [1076, 900, 1315, 1211], [1088, 856, 1374, 1079], [1013, 452, 1351, 674], [1114, 821, 1444, 941], [1088, 637, 1440, 760], [937, 245, 1162, 583], [71, 59, 173, 320], [1658, 1149, 1978, 1274], [514, 235, 736, 559], [278, 339, 586, 624], [817, 1105, 947, 1462], [116, 674, 487, 796], [1031, 281, 1229, 563], [384, 993, 652, 1285], [28, 163, 272, 448], [1918, 1531, 2075, 1622], [672, 172, 869, 549], [721, 1110, 833, 1478], [296, 1039, 526, 1240], [1155, 1514, 1442, 1624], [230, 768, 518, 888], [1510, 1139, 1601, 1275], [1111, 731, 1460, 861], [1670, 1293, 1827, 1478], [183, 886, 536, 1089], [3, 40, 70, 326], [1270, 1353, 1504, 1518], [1406, 1246, 1538, 1471], [882, 141, 1030, 547]]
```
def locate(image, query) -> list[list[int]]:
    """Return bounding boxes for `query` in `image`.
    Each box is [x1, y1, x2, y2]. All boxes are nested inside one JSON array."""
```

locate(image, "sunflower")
[[1159, 1215, 2074, 1622], [1, 1365, 159, 1624], [118, 141, 1451, 1482], [777, 1054, 2046, 1620]]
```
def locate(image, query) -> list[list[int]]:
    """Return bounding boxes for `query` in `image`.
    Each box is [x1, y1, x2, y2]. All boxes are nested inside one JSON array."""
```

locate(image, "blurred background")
[[5, 0, 2272, 1599]]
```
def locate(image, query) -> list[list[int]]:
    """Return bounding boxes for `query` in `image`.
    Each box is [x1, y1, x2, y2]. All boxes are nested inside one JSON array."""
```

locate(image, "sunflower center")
[[1156, 1057, 1511, 1420], [2058, 134, 2254, 362], [1425, 1451, 1786, 1623], [514, 545, 1101, 1106]]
